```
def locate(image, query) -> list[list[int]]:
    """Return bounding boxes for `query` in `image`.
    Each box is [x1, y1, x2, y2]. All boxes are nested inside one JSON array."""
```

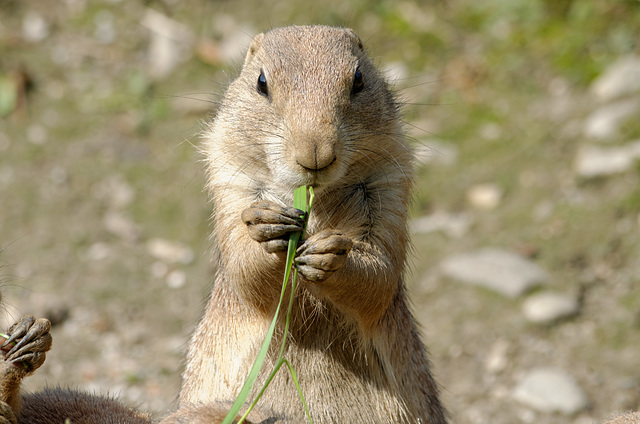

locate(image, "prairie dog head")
[[208, 26, 402, 193]]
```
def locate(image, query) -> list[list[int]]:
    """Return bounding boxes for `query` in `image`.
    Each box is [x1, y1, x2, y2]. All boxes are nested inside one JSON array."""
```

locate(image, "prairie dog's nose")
[[296, 142, 336, 170]]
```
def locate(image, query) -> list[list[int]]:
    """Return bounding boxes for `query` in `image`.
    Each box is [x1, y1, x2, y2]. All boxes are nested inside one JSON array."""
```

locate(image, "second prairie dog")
[[180, 25, 448, 423]]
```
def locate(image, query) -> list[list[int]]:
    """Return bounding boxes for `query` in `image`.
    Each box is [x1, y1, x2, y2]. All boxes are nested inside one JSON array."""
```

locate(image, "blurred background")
[[1, 1, 639, 423]]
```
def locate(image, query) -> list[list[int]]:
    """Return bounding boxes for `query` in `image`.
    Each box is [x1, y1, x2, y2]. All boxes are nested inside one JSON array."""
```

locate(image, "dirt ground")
[[1, 1, 640, 423]]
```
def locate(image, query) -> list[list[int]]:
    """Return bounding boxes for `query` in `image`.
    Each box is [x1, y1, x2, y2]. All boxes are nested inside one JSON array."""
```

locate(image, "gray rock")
[[591, 55, 640, 101], [411, 211, 472, 238], [103, 211, 140, 243], [440, 248, 548, 298], [513, 368, 589, 415], [22, 12, 49, 42], [147, 238, 194, 264], [575, 140, 640, 178], [583, 98, 640, 140], [522, 292, 579, 324]]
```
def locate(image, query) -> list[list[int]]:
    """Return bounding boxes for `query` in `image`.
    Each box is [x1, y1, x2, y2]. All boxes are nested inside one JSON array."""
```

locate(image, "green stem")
[[282, 358, 313, 423], [226, 186, 314, 424]]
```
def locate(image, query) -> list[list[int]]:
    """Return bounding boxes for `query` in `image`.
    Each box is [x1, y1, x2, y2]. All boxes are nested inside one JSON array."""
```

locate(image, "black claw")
[[7, 335, 33, 357], [8, 354, 31, 364]]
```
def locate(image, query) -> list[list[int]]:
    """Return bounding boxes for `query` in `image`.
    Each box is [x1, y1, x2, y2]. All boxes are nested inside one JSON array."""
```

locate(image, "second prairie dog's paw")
[[1, 315, 52, 373], [294, 230, 353, 282], [241, 200, 305, 253]]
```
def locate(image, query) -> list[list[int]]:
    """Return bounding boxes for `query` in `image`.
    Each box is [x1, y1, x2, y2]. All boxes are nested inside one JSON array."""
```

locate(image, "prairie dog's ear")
[[244, 33, 265, 65], [345, 28, 364, 51]]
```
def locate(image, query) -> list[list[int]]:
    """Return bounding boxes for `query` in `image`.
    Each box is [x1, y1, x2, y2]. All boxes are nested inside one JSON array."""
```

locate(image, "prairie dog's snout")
[[289, 114, 339, 173]]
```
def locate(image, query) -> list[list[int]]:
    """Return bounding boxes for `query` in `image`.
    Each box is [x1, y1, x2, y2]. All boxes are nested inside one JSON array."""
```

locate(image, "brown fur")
[[18, 388, 152, 424], [0, 316, 155, 424], [0, 315, 271, 423], [180, 25, 448, 423]]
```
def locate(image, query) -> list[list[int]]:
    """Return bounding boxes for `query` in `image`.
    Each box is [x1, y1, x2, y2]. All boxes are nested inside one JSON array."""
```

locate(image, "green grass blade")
[[222, 270, 290, 424], [282, 358, 313, 423], [225, 186, 311, 424], [278, 186, 311, 359], [243, 357, 313, 424], [243, 358, 286, 420]]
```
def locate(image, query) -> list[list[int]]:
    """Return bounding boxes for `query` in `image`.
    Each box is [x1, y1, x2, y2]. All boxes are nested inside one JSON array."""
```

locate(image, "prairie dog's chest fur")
[[184, 25, 448, 424]]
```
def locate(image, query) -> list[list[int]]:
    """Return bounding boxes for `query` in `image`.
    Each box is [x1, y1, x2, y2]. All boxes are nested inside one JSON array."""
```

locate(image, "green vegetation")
[[1, 1, 639, 422]]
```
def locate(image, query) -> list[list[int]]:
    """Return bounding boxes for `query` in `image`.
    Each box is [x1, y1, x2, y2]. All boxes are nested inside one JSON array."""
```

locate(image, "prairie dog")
[[0, 314, 264, 423], [180, 25, 448, 423]]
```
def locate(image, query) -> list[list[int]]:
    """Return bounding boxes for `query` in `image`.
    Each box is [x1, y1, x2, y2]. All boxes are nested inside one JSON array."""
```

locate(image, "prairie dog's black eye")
[[352, 68, 364, 95], [257, 71, 269, 97]]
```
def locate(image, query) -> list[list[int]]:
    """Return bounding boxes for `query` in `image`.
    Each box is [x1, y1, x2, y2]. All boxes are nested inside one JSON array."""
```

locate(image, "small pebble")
[[166, 269, 186, 289], [485, 339, 510, 373], [591, 55, 640, 101], [583, 98, 640, 140], [467, 183, 502, 210], [22, 12, 49, 42], [104, 211, 140, 242], [440, 248, 548, 298], [522, 292, 579, 324], [575, 141, 640, 178], [147, 238, 194, 264], [411, 211, 472, 238], [513, 368, 588, 415]]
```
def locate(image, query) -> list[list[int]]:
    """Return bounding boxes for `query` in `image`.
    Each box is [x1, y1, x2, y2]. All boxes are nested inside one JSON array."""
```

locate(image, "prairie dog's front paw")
[[241, 200, 306, 253], [1, 315, 52, 373], [294, 230, 353, 282]]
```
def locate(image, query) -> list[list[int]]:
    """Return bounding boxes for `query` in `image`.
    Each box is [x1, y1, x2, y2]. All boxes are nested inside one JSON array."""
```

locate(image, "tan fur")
[[162, 401, 277, 423], [603, 412, 640, 424], [0, 360, 24, 423], [181, 25, 447, 423]]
